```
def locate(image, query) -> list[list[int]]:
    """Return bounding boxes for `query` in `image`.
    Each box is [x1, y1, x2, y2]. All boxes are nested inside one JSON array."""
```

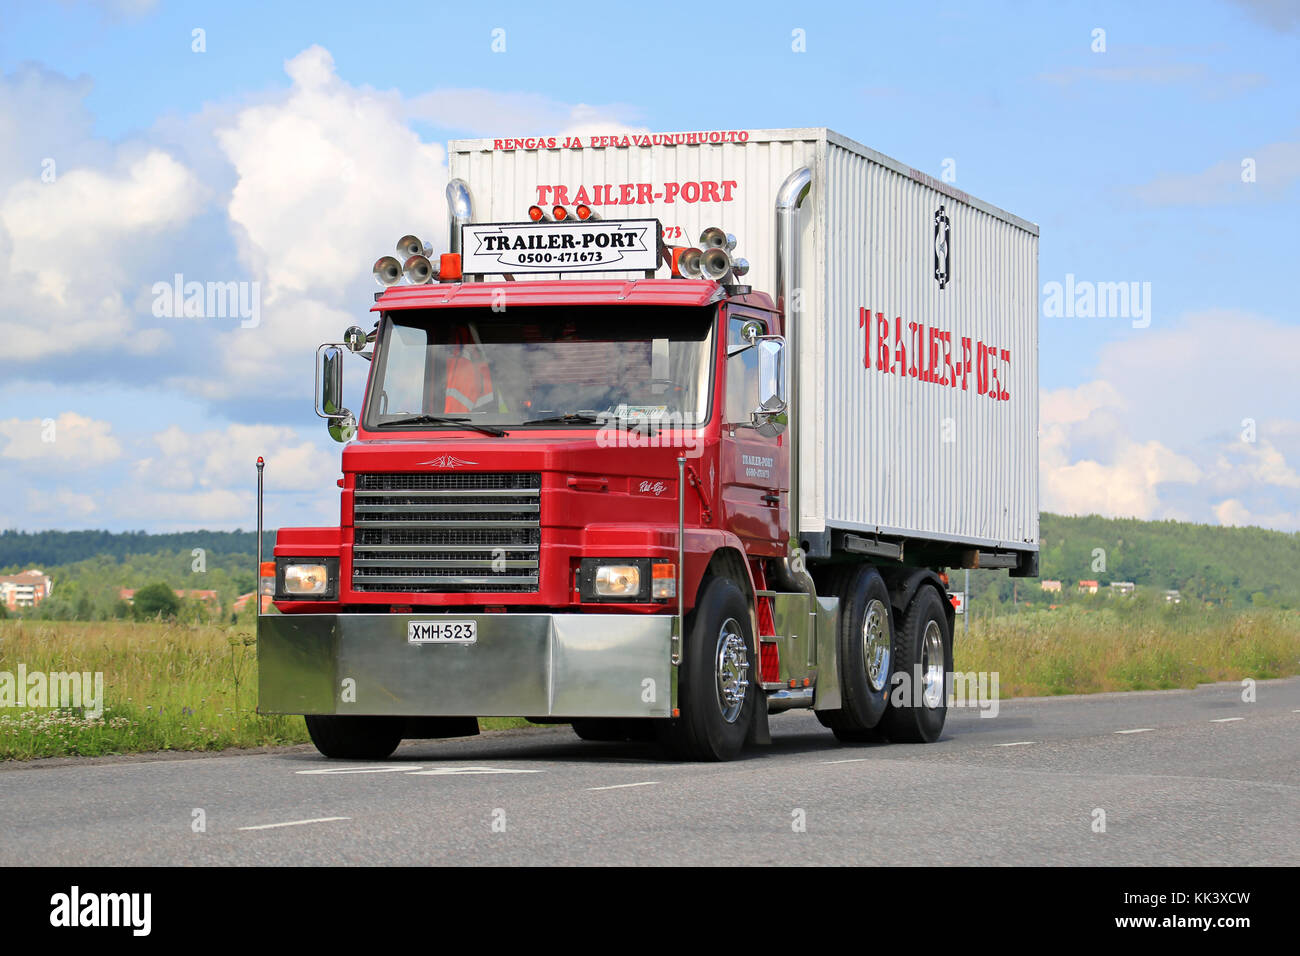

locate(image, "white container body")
[[449, 128, 1038, 554]]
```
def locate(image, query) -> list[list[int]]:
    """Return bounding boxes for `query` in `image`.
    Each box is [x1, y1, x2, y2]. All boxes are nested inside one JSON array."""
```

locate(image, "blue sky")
[[0, 0, 1297, 532]]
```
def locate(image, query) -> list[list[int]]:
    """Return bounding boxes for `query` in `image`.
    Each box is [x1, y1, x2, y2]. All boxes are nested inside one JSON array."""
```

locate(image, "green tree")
[[132, 582, 180, 619]]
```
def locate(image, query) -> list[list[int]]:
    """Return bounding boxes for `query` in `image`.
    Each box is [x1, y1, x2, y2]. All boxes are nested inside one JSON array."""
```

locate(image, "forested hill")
[[1033, 513, 1300, 608], [0, 529, 274, 569], [2, 514, 1298, 610]]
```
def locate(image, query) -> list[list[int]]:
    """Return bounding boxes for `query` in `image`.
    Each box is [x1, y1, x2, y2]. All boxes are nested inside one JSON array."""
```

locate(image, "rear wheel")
[[658, 576, 756, 761], [881, 587, 951, 743], [304, 715, 403, 760], [817, 566, 894, 743]]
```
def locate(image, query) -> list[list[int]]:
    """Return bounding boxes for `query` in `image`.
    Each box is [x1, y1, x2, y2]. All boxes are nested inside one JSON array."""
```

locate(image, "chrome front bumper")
[[257, 613, 676, 718]]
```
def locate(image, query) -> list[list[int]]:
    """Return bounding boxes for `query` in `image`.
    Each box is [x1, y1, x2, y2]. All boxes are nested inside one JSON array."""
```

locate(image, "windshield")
[[363, 305, 716, 430]]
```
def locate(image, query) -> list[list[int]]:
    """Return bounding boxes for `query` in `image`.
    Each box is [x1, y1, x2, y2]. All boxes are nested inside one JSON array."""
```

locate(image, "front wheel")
[[657, 576, 756, 761], [304, 715, 403, 760]]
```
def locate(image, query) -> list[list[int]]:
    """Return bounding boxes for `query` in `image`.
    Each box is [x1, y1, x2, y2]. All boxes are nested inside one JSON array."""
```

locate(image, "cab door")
[[718, 309, 788, 557]]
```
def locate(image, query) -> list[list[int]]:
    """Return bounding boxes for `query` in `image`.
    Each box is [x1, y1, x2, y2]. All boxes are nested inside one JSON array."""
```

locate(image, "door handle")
[[762, 493, 781, 506]]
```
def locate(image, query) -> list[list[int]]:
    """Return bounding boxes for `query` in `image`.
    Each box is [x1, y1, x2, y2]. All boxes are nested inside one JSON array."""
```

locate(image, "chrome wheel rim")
[[715, 618, 750, 724], [862, 598, 891, 693], [921, 620, 945, 709]]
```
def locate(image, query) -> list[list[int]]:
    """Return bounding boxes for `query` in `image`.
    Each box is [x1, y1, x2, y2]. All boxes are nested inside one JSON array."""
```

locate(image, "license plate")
[[407, 620, 477, 645]]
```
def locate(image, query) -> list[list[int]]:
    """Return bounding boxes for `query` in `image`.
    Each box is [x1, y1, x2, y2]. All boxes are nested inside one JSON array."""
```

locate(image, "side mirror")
[[343, 326, 368, 352], [756, 338, 787, 412], [315, 344, 355, 443], [752, 337, 788, 437]]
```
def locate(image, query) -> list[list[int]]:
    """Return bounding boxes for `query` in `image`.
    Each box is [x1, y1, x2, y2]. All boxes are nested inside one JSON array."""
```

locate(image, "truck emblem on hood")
[[418, 455, 479, 468]]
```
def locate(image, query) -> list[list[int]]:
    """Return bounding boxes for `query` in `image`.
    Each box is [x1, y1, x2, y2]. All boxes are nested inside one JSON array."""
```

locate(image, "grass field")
[[956, 605, 1300, 696], [2, 607, 1298, 760]]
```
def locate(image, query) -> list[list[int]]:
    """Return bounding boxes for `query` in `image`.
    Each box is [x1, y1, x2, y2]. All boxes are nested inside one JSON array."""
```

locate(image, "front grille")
[[351, 472, 540, 593]]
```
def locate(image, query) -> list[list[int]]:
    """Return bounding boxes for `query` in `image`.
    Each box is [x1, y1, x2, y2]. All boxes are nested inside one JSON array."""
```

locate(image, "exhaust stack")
[[772, 166, 814, 595], [446, 179, 473, 254]]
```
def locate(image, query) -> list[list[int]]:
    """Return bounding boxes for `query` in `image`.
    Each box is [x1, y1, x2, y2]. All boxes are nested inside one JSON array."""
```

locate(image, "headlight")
[[595, 565, 640, 597], [276, 557, 338, 600], [284, 564, 329, 595], [578, 559, 676, 602]]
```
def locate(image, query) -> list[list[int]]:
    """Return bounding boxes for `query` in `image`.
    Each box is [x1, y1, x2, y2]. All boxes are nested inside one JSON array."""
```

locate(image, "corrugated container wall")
[[449, 128, 1038, 554]]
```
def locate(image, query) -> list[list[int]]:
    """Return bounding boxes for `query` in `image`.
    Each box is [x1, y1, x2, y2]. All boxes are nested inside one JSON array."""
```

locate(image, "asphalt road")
[[3, 678, 1296, 866]]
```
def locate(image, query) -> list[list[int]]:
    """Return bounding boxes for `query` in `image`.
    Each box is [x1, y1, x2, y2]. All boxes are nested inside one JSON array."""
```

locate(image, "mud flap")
[[747, 695, 772, 746]]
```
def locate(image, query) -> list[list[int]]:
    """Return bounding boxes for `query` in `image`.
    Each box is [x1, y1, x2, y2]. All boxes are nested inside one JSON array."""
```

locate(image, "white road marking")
[[822, 757, 871, 764], [995, 741, 1036, 747], [296, 766, 413, 775], [1114, 728, 1154, 734], [239, 816, 350, 831], [406, 766, 543, 776], [586, 781, 659, 791], [1210, 717, 1245, 723]]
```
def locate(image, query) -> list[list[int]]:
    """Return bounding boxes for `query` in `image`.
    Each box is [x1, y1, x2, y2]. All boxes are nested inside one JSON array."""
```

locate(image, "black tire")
[[572, 719, 657, 742], [816, 565, 894, 743], [304, 715, 404, 760], [881, 587, 951, 743], [657, 576, 756, 761], [816, 564, 899, 743]]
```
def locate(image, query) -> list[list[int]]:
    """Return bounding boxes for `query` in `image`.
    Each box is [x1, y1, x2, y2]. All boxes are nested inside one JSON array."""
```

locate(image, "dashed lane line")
[[239, 817, 351, 831], [586, 781, 659, 791]]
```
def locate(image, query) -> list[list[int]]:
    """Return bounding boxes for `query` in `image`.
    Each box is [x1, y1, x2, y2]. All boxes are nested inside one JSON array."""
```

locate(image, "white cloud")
[[1132, 141, 1300, 206], [1038, 61, 1268, 97], [1227, 0, 1300, 32], [25, 489, 99, 518], [1041, 379, 1126, 427], [0, 412, 122, 466], [1213, 497, 1298, 530], [111, 488, 252, 526], [406, 89, 645, 141], [133, 422, 337, 493], [0, 75, 203, 361], [1040, 309, 1300, 531], [1042, 425, 1203, 519], [217, 46, 446, 299]]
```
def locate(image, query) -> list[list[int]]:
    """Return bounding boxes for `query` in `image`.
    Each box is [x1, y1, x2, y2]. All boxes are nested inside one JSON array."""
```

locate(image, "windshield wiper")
[[525, 413, 658, 435], [378, 414, 506, 436]]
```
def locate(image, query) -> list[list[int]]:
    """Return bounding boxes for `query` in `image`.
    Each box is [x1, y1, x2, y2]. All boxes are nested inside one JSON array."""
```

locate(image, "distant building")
[[1164, 589, 1182, 604], [1109, 581, 1135, 596], [1077, 580, 1100, 594], [119, 587, 221, 608], [1, 570, 53, 610], [232, 591, 273, 614], [1040, 579, 1062, 593]]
